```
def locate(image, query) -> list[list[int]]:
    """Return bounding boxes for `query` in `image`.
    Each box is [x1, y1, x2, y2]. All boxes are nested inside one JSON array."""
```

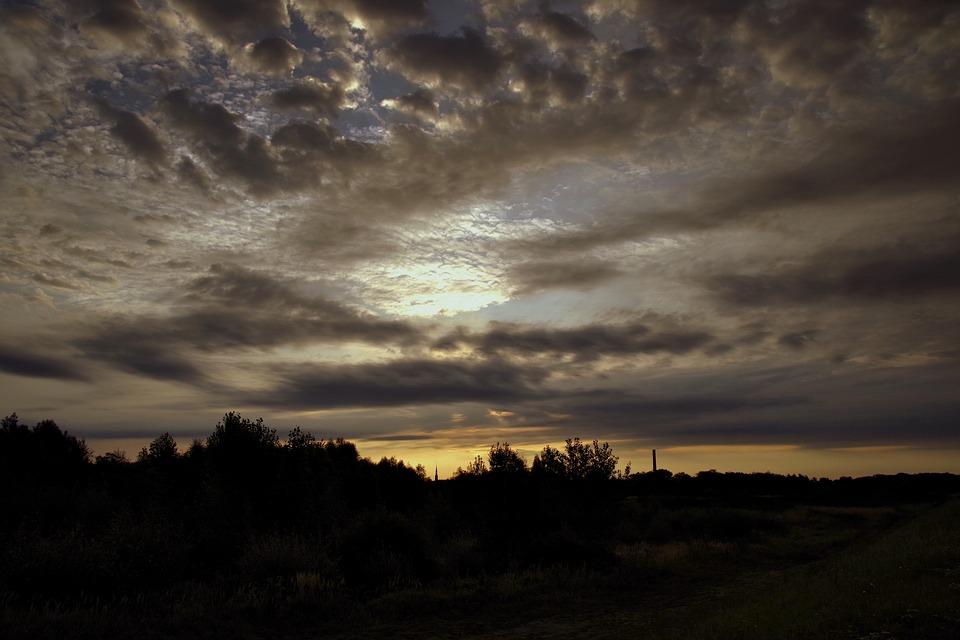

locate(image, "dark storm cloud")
[[433, 321, 714, 361], [73, 328, 210, 384], [95, 100, 167, 167], [515, 60, 589, 105], [269, 80, 347, 118], [171, 0, 289, 44], [184, 263, 352, 317], [389, 28, 504, 91], [0, 345, 88, 382], [71, 265, 423, 382], [665, 404, 960, 448], [538, 10, 593, 43], [160, 89, 243, 147], [270, 121, 371, 162], [509, 259, 622, 294], [552, 390, 811, 425], [247, 358, 548, 409], [384, 88, 438, 122], [739, 0, 873, 89], [160, 89, 283, 194], [80, 0, 151, 49], [708, 101, 960, 216], [709, 241, 960, 307], [243, 37, 303, 76], [176, 156, 212, 192]]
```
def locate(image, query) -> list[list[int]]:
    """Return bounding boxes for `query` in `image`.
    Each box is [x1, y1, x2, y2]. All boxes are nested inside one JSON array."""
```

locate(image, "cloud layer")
[[1, 0, 958, 473]]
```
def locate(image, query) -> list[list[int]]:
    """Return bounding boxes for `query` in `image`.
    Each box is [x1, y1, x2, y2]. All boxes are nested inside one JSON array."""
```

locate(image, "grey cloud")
[[270, 121, 371, 162], [181, 263, 423, 342], [511, 102, 960, 259], [389, 27, 504, 91], [69, 265, 425, 384], [96, 100, 167, 167], [176, 156, 212, 192], [383, 88, 438, 122], [62, 246, 133, 269], [171, 0, 289, 45], [242, 37, 303, 76], [184, 263, 350, 316], [211, 135, 281, 195], [709, 242, 960, 307], [32, 272, 82, 290], [269, 80, 347, 118], [708, 101, 960, 216], [160, 89, 284, 195], [537, 10, 593, 43], [740, 1, 873, 89], [364, 434, 433, 442], [74, 268, 118, 284], [294, 0, 428, 39], [520, 9, 594, 50], [347, 0, 428, 21], [778, 330, 821, 350], [434, 321, 714, 361], [80, 0, 151, 49], [0, 345, 88, 382], [161, 89, 243, 147], [74, 327, 210, 384], [554, 390, 811, 424], [509, 259, 622, 295], [516, 61, 589, 105], [247, 358, 548, 409]]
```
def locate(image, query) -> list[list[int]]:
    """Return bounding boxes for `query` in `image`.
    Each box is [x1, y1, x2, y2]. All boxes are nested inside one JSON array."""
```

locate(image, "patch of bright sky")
[[356, 200, 540, 317]]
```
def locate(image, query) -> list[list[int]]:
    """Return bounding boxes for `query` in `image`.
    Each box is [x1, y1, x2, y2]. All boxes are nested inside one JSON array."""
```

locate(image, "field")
[[5, 497, 958, 640], [3, 418, 958, 638]]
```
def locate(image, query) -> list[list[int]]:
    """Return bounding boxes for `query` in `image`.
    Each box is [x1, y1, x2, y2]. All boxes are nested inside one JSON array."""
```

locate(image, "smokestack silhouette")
[[652, 449, 657, 472]]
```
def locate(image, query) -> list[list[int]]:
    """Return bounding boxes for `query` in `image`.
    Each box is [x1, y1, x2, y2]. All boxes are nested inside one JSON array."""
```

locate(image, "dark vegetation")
[[2, 412, 959, 639]]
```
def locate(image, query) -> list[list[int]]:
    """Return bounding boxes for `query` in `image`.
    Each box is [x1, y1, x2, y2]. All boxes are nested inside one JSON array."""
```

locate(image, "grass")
[[639, 500, 960, 640], [3, 500, 957, 639]]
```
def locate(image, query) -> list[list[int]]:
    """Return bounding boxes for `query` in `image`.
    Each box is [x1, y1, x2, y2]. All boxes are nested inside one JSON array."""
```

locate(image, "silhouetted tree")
[[585, 439, 619, 480], [286, 425, 316, 449], [456, 454, 487, 476], [488, 442, 527, 474], [95, 449, 130, 465], [531, 444, 566, 477], [138, 432, 178, 463], [207, 412, 278, 452], [1, 415, 90, 483]]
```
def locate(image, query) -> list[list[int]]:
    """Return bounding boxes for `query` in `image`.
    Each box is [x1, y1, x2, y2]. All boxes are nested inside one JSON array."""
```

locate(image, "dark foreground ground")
[[3, 417, 958, 639], [5, 498, 958, 640]]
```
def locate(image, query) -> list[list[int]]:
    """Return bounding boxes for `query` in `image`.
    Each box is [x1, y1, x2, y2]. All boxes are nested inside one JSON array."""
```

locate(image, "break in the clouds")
[[1, 0, 959, 476]]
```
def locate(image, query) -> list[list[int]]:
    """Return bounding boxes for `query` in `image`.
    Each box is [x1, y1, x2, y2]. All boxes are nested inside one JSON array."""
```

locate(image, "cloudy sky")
[[1, 0, 958, 477]]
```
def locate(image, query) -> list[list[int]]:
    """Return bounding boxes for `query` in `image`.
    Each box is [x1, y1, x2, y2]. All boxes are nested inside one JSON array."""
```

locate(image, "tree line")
[[2, 411, 958, 604]]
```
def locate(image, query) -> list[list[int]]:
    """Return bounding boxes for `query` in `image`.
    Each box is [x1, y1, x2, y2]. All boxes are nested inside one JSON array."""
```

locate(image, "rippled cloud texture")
[[2, 0, 958, 475]]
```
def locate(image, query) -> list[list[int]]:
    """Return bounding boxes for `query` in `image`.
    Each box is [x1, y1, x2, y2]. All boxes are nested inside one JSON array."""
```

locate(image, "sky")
[[1, 0, 958, 478]]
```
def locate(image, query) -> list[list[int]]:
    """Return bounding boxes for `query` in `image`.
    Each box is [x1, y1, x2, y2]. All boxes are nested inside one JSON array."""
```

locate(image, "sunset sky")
[[1, 0, 958, 478]]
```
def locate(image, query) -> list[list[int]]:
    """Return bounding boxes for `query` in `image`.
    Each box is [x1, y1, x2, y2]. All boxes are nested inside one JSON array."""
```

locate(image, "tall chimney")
[[652, 449, 657, 472]]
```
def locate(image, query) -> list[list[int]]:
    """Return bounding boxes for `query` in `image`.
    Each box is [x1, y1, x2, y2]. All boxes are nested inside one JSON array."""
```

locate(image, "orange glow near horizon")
[[83, 436, 960, 481]]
